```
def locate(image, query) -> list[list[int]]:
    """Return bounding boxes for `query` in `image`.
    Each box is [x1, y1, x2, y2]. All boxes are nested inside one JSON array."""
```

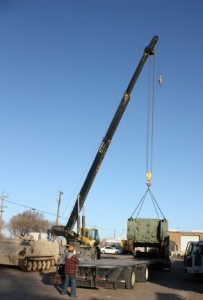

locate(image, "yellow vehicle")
[[80, 216, 100, 247]]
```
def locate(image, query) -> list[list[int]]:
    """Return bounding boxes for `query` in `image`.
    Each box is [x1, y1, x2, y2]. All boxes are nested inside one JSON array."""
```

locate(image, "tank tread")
[[19, 257, 56, 272]]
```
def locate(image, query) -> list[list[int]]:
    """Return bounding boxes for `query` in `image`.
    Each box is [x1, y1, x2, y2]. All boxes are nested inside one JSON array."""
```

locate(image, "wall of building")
[[168, 231, 203, 257]]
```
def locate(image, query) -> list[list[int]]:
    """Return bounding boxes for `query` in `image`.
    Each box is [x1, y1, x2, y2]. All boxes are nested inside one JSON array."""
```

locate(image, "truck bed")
[[57, 254, 170, 289], [79, 254, 170, 269]]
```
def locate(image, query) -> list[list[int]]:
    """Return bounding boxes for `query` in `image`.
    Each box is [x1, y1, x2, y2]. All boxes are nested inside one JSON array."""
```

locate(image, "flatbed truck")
[[56, 254, 170, 289]]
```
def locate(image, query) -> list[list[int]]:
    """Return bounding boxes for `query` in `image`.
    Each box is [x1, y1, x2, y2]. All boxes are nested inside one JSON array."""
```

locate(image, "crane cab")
[[81, 227, 100, 247]]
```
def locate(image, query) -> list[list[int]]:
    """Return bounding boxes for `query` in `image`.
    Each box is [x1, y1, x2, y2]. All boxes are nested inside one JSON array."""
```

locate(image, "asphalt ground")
[[0, 257, 203, 300]]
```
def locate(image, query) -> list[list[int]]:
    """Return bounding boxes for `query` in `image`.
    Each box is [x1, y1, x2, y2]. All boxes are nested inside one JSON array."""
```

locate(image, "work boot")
[[61, 291, 67, 295]]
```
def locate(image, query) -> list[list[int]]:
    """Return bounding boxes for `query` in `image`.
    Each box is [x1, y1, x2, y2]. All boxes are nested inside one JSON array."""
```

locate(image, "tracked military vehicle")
[[0, 234, 59, 272]]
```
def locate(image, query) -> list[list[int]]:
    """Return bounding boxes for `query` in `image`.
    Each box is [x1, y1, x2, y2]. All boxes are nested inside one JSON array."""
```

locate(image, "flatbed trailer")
[[56, 254, 171, 289]]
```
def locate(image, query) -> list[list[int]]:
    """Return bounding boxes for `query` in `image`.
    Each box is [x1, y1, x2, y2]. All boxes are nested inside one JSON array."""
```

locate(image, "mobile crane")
[[49, 36, 159, 264], [52, 36, 172, 289]]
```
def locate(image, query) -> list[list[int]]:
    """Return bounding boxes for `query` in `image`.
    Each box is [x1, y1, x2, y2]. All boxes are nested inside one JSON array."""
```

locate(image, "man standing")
[[61, 245, 79, 298]]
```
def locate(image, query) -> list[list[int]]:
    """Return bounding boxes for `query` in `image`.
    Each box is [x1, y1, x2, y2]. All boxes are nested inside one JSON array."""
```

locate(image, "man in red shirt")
[[61, 245, 79, 298]]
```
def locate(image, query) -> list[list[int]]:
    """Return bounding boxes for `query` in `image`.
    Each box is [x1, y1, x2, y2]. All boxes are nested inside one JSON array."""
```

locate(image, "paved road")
[[0, 258, 202, 300]]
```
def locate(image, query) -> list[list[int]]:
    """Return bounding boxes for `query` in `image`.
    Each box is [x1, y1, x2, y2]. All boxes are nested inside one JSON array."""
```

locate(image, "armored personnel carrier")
[[0, 234, 59, 271]]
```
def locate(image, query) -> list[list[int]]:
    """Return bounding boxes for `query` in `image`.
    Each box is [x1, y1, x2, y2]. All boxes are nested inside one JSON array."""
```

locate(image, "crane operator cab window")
[[82, 228, 100, 242]]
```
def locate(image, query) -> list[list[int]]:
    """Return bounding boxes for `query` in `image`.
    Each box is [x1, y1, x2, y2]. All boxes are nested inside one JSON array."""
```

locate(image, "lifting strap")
[[130, 187, 166, 219]]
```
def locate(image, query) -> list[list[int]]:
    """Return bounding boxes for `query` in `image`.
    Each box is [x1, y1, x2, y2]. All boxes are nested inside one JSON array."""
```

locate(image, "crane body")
[[49, 35, 159, 258]]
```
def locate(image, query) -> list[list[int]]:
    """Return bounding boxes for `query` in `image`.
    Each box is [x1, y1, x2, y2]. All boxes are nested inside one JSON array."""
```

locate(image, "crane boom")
[[66, 35, 158, 231]]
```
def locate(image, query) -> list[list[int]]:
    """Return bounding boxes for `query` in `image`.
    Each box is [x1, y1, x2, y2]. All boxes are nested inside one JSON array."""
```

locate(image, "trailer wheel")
[[142, 266, 149, 282], [125, 269, 136, 289], [32, 261, 37, 271]]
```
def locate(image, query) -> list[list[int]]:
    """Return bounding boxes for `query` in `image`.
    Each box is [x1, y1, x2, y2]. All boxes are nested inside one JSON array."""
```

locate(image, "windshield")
[[88, 229, 100, 241]]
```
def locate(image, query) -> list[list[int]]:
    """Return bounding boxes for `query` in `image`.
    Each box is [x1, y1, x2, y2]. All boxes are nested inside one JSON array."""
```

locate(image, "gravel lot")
[[0, 257, 203, 300]]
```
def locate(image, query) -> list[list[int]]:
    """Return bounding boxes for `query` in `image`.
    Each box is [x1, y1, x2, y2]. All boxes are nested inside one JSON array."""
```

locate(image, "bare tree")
[[7, 210, 52, 237]]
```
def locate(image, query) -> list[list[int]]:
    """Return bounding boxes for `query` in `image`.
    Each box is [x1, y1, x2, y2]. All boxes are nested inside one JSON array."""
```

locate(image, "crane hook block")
[[146, 172, 152, 186]]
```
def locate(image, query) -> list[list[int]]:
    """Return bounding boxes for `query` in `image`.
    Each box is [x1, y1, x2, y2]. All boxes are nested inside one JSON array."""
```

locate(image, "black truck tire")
[[135, 265, 149, 282], [141, 265, 149, 282], [125, 269, 136, 289]]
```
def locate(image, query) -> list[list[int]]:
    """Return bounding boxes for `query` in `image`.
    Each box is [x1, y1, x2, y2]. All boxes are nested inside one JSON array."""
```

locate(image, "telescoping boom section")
[[49, 36, 158, 244], [65, 36, 158, 233]]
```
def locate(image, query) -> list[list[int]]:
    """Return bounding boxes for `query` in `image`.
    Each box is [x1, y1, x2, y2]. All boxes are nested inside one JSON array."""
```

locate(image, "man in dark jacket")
[[61, 245, 79, 298]]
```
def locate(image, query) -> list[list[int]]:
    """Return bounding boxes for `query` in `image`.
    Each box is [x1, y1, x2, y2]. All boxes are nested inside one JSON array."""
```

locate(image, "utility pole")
[[56, 191, 63, 225], [0, 193, 8, 237]]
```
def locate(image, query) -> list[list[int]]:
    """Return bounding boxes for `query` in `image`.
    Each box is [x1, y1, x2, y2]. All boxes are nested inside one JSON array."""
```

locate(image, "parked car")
[[100, 246, 122, 255], [108, 244, 124, 254]]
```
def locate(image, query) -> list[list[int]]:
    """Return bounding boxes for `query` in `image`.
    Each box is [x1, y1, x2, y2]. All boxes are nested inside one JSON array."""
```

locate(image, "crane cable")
[[130, 54, 166, 220], [145, 56, 155, 187], [145, 55, 165, 219]]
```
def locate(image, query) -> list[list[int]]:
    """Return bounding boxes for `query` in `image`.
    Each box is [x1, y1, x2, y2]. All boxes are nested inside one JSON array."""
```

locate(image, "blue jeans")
[[62, 274, 77, 297]]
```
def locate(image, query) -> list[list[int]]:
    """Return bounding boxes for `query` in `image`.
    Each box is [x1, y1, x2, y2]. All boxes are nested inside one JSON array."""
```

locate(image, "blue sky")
[[0, 1, 203, 239]]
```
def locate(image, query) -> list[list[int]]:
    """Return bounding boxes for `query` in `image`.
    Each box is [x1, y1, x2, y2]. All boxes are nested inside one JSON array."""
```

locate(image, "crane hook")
[[146, 171, 152, 186]]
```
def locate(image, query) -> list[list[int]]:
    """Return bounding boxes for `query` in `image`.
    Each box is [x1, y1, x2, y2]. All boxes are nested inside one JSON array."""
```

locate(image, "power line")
[[3, 198, 67, 220]]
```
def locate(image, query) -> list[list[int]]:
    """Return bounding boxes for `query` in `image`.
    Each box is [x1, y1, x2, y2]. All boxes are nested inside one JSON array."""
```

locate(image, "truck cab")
[[184, 240, 203, 274]]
